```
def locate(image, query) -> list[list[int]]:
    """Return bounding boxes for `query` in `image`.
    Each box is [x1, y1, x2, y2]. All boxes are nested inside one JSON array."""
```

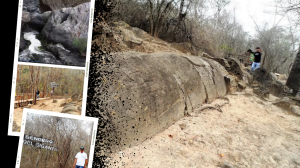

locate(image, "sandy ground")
[[13, 98, 69, 128], [108, 89, 300, 168]]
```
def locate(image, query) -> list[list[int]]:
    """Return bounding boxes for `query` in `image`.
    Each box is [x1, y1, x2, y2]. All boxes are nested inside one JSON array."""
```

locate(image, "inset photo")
[[15, 109, 98, 168], [18, 0, 94, 67], [9, 64, 85, 134]]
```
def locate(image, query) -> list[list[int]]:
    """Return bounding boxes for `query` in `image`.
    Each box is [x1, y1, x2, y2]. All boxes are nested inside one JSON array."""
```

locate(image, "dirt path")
[[13, 98, 67, 127], [108, 89, 300, 168]]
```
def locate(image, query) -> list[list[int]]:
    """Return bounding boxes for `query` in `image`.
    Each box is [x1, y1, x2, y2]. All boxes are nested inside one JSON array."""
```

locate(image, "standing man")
[[73, 146, 88, 168], [251, 47, 262, 71], [247, 49, 254, 66], [51, 89, 53, 98], [36, 90, 40, 100]]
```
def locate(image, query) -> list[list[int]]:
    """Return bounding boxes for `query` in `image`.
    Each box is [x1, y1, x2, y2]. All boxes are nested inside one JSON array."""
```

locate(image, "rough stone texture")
[[61, 101, 80, 115], [60, 102, 66, 107], [105, 51, 227, 151], [28, 11, 52, 31], [23, 0, 89, 13], [45, 44, 85, 66], [41, 2, 90, 53], [278, 74, 288, 81], [238, 81, 247, 90], [19, 34, 30, 52], [19, 50, 63, 65], [221, 161, 235, 168], [39, 0, 52, 13], [226, 58, 244, 80], [41, 0, 90, 11], [23, 0, 41, 13], [71, 94, 79, 101], [286, 48, 300, 95], [291, 105, 300, 116], [272, 99, 292, 111], [204, 57, 251, 93], [92, 21, 183, 54], [170, 42, 198, 55], [22, 10, 31, 23], [252, 68, 289, 97]]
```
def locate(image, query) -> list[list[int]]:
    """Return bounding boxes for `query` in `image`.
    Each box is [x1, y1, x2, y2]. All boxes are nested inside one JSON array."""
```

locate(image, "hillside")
[[89, 21, 300, 168]]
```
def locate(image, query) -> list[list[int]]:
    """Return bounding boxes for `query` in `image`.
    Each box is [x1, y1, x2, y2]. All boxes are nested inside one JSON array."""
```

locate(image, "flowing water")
[[19, 31, 60, 64], [23, 31, 44, 55], [19, 31, 85, 66]]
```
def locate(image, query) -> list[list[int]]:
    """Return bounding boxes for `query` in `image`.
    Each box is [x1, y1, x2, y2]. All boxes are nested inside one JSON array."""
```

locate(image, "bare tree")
[[147, 0, 175, 37]]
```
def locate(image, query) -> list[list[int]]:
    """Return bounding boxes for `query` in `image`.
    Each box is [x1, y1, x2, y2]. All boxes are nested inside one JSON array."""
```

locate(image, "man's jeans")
[[76, 166, 84, 168], [37, 94, 39, 99], [251, 62, 260, 71]]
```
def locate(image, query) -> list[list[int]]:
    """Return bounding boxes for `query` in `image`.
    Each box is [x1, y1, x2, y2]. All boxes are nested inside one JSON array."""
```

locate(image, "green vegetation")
[[72, 37, 87, 56], [220, 44, 233, 53], [38, 46, 45, 51], [36, 34, 51, 50]]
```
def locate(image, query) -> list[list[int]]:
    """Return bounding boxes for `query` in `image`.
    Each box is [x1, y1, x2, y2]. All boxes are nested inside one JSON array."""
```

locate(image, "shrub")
[[73, 38, 87, 56]]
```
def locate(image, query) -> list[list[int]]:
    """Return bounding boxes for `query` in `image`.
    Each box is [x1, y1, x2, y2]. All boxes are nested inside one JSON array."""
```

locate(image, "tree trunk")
[[148, 0, 154, 36]]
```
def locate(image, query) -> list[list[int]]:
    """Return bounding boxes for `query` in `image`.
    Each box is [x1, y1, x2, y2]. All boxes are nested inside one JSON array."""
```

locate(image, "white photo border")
[[8, 0, 95, 136], [15, 108, 98, 168]]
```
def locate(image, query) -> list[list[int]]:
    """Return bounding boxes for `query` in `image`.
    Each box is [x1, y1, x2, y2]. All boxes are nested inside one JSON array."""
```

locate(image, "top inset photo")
[[18, 0, 93, 67]]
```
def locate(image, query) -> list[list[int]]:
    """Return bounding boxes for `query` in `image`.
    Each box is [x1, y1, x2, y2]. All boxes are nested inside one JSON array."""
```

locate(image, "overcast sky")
[[224, 0, 293, 37]]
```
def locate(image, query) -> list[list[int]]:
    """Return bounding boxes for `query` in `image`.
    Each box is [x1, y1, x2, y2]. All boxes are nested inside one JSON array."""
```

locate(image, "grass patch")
[[73, 38, 87, 56]]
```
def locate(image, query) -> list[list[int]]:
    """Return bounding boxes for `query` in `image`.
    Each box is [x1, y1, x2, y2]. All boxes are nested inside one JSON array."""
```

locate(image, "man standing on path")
[[51, 89, 53, 98], [251, 47, 262, 71], [73, 146, 88, 168], [36, 90, 40, 100]]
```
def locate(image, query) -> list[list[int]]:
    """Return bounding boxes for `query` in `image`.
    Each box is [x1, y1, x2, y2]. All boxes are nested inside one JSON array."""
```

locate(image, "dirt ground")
[[13, 98, 73, 128], [108, 89, 300, 168]]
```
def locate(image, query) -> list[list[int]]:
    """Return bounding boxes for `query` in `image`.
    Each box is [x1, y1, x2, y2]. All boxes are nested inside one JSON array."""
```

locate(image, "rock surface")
[[41, 0, 90, 11], [61, 95, 81, 115], [23, 0, 41, 13], [291, 105, 300, 116], [41, 2, 90, 53], [61, 101, 80, 115], [204, 56, 251, 93], [19, 34, 30, 52], [102, 51, 227, 151], [23, 0, 89, 13], [28, 11, 52, 31], [92, 21, 183, 54], [252, 68, 290, 97], [286, 48, 300, 95], [221, 161, 235, 168], [45, 44, 85, 66]]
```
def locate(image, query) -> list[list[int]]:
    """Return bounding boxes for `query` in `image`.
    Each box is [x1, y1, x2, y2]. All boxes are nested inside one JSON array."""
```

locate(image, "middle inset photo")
[[12, 64, 85, 133]]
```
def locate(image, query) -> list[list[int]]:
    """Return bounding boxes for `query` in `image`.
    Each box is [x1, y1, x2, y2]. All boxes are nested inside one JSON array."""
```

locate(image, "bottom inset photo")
[[15, 109, 98, 168]]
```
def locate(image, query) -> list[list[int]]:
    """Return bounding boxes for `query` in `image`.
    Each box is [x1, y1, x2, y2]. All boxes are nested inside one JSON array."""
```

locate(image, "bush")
[[73, 38, 87, 56]]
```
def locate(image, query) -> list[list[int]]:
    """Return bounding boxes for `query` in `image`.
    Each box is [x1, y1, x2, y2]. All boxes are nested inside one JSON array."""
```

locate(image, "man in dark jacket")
[[251, 47, 262, 71], [36, 90, 40, 100]]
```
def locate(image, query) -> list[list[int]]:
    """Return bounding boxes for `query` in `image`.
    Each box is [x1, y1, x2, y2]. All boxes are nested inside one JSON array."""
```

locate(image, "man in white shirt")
[[73, 146, 88, 168]]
